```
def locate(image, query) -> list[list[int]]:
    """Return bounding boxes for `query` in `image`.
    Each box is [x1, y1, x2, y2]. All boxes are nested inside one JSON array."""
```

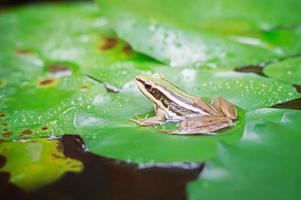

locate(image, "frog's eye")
[[144, 82, 152, 90]]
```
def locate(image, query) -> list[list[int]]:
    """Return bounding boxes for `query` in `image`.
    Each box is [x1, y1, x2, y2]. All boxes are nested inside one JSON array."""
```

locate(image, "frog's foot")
[[211, 97, 237, 120], [173, 116, 233, 135], [130, 109, 166, 127]]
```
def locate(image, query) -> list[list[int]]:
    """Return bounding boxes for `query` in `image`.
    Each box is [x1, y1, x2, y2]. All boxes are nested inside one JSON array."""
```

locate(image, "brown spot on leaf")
[[41, 126, 48, 131], [37, 79, 57, 87], [47, 64, 72, 77], [100, 37, 118, 50], [39, 79, 54, 85], [1, 147, 7, 152], [22, 129, 33, 135], [15, 48, 33, 55], [80, 84, 89, 91], [2, 131, 12, 137], [123, 44, 133, 55], [0, 122, 8, 126], [0, 113, 6, 118], [0, 80, 4, 87]]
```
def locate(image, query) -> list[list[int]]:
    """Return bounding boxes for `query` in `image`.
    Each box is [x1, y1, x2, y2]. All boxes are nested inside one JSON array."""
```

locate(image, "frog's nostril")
[[135, 76, 142, 82]]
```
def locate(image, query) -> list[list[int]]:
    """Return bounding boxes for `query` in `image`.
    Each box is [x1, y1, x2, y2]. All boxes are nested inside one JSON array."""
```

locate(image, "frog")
[[131, 74, 237, 135]]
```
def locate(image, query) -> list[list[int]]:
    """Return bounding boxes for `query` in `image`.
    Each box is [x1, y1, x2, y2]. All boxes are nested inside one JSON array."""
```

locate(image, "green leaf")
[[78, 106, 245, 163], [188, 108, 301, 200], [0, 2, 162, 88], [0, 2, 157, 140], [99, 0, 301, 68], [0, 73, 107, 140], [71, 68, 299, 163], [264, 57, 301, 86], [63, 79, 245, 163]]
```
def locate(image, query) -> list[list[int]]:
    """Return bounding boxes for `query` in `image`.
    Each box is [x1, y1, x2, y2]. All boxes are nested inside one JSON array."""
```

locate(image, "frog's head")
[[135, 75, 164, 105]]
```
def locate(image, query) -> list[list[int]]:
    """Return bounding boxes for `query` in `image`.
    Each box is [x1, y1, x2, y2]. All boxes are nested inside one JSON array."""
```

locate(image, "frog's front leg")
[[168, 116, 233, 135], [211, 97, 237, 120], [131, 106, 166, 126]]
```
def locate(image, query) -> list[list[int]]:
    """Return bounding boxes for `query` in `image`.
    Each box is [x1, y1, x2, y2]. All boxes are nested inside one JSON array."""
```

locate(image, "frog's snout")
[[135, 75, 143, 82]]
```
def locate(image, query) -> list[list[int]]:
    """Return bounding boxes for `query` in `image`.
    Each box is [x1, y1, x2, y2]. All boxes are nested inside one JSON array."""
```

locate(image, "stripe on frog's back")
[[150, 88, 193, 117], [157, 85, 210, 115], [157, 85, 193, 104], [170, 102, 196, 116]]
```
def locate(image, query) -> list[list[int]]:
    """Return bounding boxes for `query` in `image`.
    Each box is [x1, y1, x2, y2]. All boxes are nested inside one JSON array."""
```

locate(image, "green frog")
[[131, 74, 237, 135]]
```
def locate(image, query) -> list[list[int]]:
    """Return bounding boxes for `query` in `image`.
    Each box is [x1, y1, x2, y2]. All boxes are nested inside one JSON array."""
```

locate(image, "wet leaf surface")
[[99, 0, 301, 68], [188, 109, 301, 200], [264, 57, 301, 85], [0, 74, 107, 140]]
